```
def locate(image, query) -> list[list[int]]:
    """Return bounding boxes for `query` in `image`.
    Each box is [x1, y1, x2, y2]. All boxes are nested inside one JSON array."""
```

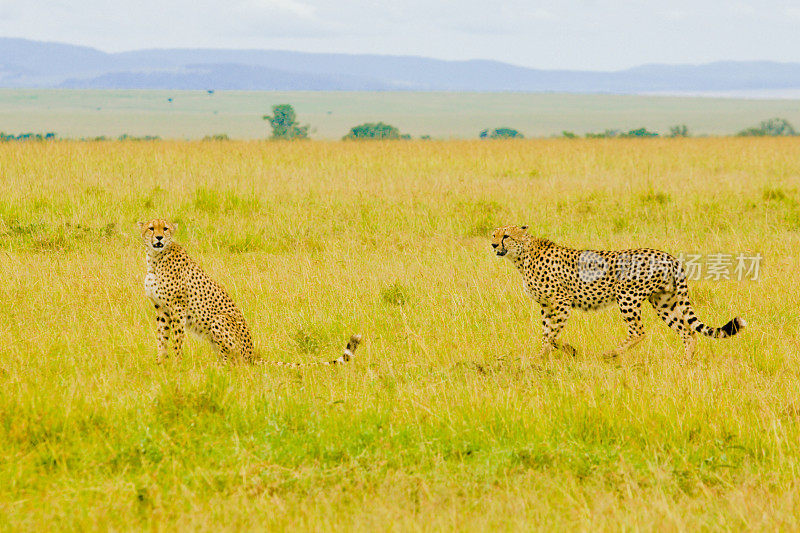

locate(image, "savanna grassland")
[[1, 138, 799, 530], [4, 89, 800, 139]]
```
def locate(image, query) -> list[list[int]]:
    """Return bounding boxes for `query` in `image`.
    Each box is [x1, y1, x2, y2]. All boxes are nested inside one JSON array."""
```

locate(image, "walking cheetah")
[[139, 218, 361, 365], [491, 225, 745, 358]]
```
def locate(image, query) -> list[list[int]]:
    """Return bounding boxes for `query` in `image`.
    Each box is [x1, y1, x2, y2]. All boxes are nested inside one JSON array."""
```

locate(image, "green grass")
[[3, 89, 800, 139], [0, 138, 799, 529]]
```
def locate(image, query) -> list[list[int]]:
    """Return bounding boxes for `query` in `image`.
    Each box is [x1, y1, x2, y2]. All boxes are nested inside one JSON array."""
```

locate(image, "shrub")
[[585, 129, 621, 139], [586, 128, 658, 138], [381, 283, 411, 306], [293, 326, 326, 354], [117, 134, 161, 141], [203, 134, 230, 141], [620, 127, 659, 138], [480, 128, 524, 139], [344, 122, 409, 140]]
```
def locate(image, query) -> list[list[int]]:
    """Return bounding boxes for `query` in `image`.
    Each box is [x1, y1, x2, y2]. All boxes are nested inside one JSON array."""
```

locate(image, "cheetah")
[[139, 218, 361, 366], [491, 225, 745, 358]]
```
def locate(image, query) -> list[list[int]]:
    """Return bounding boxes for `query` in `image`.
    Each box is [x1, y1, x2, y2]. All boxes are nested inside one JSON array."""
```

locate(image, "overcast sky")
[[1, 0, 799, 71]]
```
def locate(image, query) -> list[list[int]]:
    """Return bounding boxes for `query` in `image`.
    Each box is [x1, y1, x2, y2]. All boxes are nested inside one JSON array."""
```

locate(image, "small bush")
[[480, 128, 524, 139], [293, 326, 326, 354], [561, 131, 578, 139], [586, 128, 658, 138], [620, 127, 659, 138], [585, 129, 621, 139], [203, 134, 230, 141], [640, 191, 671, 205], [381, 283, 411, 306], [763, 188, 791, 202], [117, 134, 161, 141]]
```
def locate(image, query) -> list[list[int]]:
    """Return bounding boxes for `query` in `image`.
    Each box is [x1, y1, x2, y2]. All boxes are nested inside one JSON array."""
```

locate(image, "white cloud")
[[0, 0, 18, 20], [241, 0, 316, 18], [731, 1, 756, 15], [659, 9, 688, 21]]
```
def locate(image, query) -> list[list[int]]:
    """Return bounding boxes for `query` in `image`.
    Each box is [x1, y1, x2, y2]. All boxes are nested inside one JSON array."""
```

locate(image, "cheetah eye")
[[148, 226, 154, 231]]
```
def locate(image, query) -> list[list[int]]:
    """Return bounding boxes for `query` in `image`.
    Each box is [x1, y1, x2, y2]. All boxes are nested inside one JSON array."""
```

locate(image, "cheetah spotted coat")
[[140, 219, 361, 365], [491, 225, 745, 358]]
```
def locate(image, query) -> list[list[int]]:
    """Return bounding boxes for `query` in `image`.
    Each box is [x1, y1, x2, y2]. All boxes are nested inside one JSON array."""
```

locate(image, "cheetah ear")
[[137, 221, 146, 230], [170, 222, 178, 233]]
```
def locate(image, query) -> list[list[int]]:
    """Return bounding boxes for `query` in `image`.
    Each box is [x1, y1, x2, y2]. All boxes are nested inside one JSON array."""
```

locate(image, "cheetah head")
[[138, 219, 177, 252], [491, 225, 528, 259]]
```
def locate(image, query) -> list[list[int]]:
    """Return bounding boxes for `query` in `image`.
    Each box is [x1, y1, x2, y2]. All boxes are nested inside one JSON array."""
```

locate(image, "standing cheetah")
[[491, 225, 745, 358], [139, 218, 361, 366]]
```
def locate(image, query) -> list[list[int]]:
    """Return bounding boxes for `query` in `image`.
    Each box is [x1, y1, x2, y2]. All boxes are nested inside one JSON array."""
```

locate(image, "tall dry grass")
[[0, 138, 799, 530]]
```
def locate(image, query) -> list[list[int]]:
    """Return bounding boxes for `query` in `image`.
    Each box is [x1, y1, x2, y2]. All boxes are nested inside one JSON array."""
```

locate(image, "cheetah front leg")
[[603, 298, 646, 359], [154, 308, 171, 364], [168, 305, 187, 362], [540, 303, 577, 357]]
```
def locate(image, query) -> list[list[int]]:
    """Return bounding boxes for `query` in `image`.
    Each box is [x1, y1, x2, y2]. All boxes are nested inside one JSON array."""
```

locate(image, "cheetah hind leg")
[[209, 313, 243, 365], [649, 291, 698, 359]]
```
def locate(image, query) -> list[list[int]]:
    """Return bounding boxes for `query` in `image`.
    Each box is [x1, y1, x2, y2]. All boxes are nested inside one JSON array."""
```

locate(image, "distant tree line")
[[560, 118, 797, 139], [0, 132, 56, 142], [263, 105, 798, 140], [735, 118, 796, 137], [6, 104, 797, 141]]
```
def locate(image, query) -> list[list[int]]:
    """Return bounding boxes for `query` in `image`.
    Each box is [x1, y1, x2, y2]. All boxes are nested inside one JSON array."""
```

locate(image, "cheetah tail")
[[686, 310, 747, 339], [257, 334, 363, 368]]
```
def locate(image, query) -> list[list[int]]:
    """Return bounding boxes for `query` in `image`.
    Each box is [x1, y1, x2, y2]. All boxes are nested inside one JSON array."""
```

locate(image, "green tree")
[[263, 104, 309, 140], [737, 117, 797, 137], [620, 127, 659, 138], [343, 122, 409, 140], [668, 125, 689, 138], [479, 127, 524, 139]]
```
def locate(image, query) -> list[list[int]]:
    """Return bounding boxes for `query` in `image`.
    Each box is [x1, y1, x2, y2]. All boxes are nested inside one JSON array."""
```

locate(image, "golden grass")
[[1, 138, 799, 530]]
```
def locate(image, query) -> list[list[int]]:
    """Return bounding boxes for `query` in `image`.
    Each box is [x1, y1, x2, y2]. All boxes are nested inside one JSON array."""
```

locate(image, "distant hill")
[[3, 37, 800, 93], [60, 63, 394, 91]]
